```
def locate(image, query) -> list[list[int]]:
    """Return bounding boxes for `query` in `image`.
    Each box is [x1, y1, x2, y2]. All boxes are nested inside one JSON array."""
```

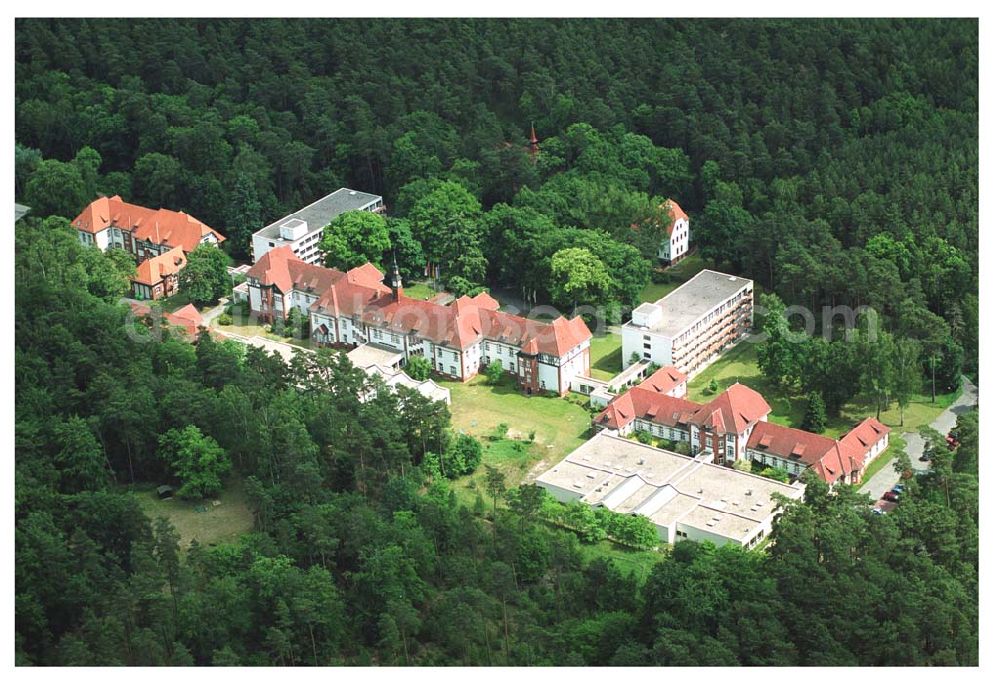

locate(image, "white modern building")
[[622, 270, 753, 377], [251, 188, 384, 265], [535, 432, 805, 548]]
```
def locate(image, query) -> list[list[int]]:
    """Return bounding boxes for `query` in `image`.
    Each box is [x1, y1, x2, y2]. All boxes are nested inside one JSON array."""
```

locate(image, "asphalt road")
[[860, 377, 978, 500]]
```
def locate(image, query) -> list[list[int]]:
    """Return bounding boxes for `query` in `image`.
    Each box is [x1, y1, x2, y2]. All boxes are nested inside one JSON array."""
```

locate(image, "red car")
[[946, 434, 959, 451], [882, 490, 900, 503]]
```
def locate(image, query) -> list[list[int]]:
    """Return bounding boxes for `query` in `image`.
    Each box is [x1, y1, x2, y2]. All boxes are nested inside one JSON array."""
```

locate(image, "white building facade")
[[622, 270, 753, 378], [252, 188, 384, 265]]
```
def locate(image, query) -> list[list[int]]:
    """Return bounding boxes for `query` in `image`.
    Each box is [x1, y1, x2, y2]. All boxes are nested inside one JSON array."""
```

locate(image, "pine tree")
[[801, 391, 827, 434]]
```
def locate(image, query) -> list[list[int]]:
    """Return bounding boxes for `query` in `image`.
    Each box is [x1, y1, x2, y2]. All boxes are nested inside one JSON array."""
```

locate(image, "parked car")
[[871, 507, 885, 515], [919, 453, 931, 462], [946, 434, 959, 451], [892, 483, 905, 494], [882, 490, 900, 503]]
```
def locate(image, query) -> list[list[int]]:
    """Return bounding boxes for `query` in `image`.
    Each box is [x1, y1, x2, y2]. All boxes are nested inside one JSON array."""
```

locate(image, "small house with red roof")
[[129, 301, 204, 341], [132, 246, 187, 300], [657, 198, 690, 265], [244, 248, 593, 394]]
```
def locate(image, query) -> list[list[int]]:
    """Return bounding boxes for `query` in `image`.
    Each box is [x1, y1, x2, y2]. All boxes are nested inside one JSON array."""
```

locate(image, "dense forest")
[[15, 218, 979, 665], [15, 18, 978, 374], [15, 18, 979, 666]]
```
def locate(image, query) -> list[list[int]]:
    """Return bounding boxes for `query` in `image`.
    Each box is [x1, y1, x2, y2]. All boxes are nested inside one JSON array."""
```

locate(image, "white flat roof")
[[626, 270, 752, 338], [347, 342, 404, 369], [253, 188, 381, 243], [536, 432, 803, 543]]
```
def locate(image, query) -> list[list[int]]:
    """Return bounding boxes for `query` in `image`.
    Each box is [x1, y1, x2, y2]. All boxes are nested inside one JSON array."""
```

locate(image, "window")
[[449, 366, 457, 375]]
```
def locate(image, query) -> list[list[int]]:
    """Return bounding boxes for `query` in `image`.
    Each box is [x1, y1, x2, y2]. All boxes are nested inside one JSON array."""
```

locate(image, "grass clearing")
[[641, 254, 713, 303], [441, 374, 593, 479], [403, 281, 437, 301], [133, 479, 253, 551], [579, 541, 664, 583], [589, 331, 623, 380], [686, 340, 960, 438]]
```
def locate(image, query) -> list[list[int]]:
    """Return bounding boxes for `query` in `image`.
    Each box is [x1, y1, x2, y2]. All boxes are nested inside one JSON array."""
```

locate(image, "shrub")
[[405, 355, 432, 381], [484, 359, 505, 385], [217, 312, 233, 326], [635, 430, 653, 445], [761, 466, 791, 483], [439, 433, 483, 478], [491, 423, 509, 440], [733, 459, 753, 472]]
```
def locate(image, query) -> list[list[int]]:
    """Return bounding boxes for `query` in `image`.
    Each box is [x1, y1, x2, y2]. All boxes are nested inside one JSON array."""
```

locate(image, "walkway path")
[[860, 377, 978, 498]]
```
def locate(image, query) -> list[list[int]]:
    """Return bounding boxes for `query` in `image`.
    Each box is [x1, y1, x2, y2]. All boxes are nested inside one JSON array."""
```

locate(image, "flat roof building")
[[622, 269, 753, 377], [252, 188, 384, 265], [536, 432, 804, 548]]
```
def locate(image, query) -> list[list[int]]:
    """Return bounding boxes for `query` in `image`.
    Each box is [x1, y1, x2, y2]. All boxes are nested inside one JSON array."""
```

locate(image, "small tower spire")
[[528, 122, 540, 156], [390, 251, 403, 301]]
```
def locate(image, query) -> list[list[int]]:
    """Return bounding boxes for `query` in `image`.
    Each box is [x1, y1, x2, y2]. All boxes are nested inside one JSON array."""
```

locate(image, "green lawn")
[[403, 281, 437, 301], [687, 341, 960, 438], [441, 374, 593, 475], [579, 541, 664, 583], [589, 331, 623, 381], [133, 479, 253, 552], [640, 254, 713, 303]]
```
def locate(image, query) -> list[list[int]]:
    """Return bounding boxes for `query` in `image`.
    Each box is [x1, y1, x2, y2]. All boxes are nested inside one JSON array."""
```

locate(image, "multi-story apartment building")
[[72, 195, 224, 259], [244, 246, 593, 394], [622, 270, 753, 377], [656, 198, 690, 265], [593, 379, 890, 485], [251, 188, 384, 265]]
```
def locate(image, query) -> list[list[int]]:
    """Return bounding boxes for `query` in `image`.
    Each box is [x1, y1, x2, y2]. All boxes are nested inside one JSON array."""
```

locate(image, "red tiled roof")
[[129, 301, 203, 339], [837, 417, 891, 472], [691, 383, 771, 435], [73, 196, 224, 251], [247, 245, 350, 296], [747, 422, 838, 470], [747, 416, 891, 484], [261, 249, 592, 355], [659, 198, 689, 235], [594, 387, 702, 431], [636, 366, 687, 395], [133, 246, 186, 286]]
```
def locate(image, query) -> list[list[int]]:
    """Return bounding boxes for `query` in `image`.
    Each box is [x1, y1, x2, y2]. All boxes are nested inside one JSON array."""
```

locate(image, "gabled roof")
[[259, 248, 591, 355], [73, 196, 224, 251], [636, 366, 687, 395], [129, 302, 203, 339], [246, 245, 351, 296], [594, 387, 702, 431], [660, 198, 689, 234], [691, 383, 771, 435], [747, 416, 891, 484], [747, 422, 838, 471], [133, 246, 186, 286], [837, 417, 891, 472]]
